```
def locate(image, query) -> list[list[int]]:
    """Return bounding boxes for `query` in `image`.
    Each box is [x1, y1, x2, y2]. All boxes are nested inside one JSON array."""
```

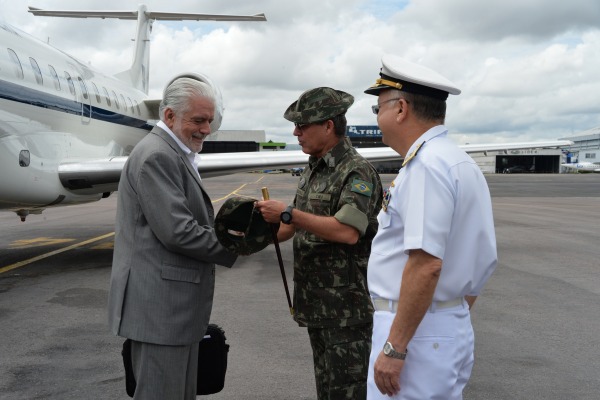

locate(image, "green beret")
[[215, 197, 275, 256], [283, 87, 354, 124]]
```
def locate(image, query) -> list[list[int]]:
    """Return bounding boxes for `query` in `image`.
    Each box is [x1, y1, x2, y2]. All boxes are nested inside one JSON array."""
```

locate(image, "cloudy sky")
[[4, 0, 600, 144]]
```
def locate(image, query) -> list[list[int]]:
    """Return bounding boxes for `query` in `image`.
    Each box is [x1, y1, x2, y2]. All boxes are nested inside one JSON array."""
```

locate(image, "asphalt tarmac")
[[1, 173, 599, 400]]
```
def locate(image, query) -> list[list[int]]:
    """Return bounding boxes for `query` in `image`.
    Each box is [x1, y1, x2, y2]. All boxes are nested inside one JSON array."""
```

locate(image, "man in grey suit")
[[108, 77, 237, 400]]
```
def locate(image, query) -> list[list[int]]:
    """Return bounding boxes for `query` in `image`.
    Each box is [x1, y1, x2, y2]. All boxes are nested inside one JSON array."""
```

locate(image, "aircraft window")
[[102, 87, 111, 106], [119, 94, 127, 113], [29, 58, 43, 85], [7, 48, 24, 79], [76, 77, 89, 100], [48, 65, 60, 91], [64, 72, 76, 96], [127, 97, 135, 114], [111, 90, 120, 109], [91, 82, 102, 103]]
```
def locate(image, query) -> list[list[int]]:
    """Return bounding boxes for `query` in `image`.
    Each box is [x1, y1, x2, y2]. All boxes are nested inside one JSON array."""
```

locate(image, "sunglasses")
[[294, 122, 312, 131]]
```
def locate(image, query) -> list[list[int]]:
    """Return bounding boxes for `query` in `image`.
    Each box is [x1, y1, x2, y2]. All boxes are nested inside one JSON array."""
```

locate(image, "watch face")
[[383, 342, 392, 355], [281, 206, 293, 224], [383, 342, 406, 359]]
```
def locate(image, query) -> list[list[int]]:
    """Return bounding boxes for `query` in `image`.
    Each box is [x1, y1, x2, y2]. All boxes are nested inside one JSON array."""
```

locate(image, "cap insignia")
[[375, 78, 403, 90]]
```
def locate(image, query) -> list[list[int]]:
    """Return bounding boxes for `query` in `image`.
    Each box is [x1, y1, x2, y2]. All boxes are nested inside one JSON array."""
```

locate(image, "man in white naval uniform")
[[363, 55, 498, 399]]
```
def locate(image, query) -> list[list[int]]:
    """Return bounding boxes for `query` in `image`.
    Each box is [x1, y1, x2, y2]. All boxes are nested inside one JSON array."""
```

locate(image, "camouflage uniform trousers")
[[307, 322, 372, 400]]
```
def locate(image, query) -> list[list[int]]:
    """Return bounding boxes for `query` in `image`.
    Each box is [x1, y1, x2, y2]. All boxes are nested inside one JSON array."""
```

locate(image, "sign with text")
[[347, 125, 382, 138]]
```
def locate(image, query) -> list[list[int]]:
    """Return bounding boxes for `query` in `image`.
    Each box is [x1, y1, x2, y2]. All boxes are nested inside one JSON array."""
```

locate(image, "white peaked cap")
[[365, 54, 461, 99]]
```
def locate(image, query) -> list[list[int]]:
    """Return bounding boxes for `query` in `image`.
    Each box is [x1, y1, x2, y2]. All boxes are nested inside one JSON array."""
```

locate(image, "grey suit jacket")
[[108, 126, 237, 345]]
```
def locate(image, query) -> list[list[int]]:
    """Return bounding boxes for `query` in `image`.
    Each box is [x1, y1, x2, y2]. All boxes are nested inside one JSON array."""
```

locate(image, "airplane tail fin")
[[28, 5, 266, 94], [114, 5, 152, 94]]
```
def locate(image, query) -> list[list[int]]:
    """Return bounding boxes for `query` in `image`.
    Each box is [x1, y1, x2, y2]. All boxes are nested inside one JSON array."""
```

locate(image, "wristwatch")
[[383, 341, 407, 360], [280, 205, 294, 225]]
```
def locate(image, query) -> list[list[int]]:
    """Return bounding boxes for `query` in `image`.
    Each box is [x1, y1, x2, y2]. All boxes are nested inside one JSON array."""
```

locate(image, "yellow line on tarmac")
[[211, 175, 265, 203], [0, 232, 115, 275], [0, 175, 265, 274], [10, 237, 75, 249]]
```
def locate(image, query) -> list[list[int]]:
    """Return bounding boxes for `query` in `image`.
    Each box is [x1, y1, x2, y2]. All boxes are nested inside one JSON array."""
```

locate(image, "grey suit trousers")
[[131, 340, 199, 400]]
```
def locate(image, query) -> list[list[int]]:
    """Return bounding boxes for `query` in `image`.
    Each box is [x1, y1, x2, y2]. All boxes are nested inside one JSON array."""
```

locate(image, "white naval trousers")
[[367, 301, 474, 400]]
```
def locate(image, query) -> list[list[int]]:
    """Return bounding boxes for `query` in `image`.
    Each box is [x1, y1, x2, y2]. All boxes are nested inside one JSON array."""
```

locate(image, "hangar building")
[[559, 127, 600, 166], [345, 125, 569, 174]]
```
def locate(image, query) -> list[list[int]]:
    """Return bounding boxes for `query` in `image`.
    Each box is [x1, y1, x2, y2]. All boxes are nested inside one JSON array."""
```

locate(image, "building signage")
[[347, 125, 382, 138], [510, 150, 540, 155]]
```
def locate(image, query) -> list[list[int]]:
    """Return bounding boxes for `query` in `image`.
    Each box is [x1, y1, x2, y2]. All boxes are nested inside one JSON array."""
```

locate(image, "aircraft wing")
[[58, 157, 128, 193], [458, 140, 573, 153], [28, 7, 267, 22], [57, 149, 392, 192], [57, 139, 572, 193]]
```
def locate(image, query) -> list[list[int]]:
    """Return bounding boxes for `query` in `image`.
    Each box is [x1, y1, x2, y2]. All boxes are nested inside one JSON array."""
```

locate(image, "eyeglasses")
[[371, 98, 402, 115]]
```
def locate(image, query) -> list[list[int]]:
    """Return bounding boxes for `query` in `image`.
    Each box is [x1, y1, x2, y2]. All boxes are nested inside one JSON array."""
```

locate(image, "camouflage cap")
[[215, 196, 275, 256], [283, 87, 354, 124]]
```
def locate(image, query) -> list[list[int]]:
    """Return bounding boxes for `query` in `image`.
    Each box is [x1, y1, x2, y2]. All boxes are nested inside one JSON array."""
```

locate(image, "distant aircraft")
[[561, 162, 600, 173], [0, 5, 572, 221]]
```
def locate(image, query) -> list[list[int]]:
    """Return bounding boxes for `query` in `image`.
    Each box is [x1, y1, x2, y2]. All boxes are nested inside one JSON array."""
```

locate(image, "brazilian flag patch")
[[351, 179, 373, 197]]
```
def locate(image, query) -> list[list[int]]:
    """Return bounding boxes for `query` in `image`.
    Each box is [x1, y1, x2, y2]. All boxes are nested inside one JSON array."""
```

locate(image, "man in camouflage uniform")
[[256, 87, 383, 399]]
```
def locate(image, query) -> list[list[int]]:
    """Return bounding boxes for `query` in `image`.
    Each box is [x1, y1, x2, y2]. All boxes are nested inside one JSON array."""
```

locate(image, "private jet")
[[0, 5, 572, 221]]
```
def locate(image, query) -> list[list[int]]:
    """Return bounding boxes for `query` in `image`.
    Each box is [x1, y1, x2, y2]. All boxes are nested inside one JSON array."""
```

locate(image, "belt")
[[372, 297, 464, 313]]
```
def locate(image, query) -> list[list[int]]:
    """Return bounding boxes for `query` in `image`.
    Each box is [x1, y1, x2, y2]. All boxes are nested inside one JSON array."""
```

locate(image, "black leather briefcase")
[[121, 323, 230, 396], [197, 324, 229, 395]]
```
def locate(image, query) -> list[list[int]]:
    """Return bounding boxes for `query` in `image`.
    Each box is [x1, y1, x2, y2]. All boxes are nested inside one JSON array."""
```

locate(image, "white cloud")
[[3, 0, 599, 144]]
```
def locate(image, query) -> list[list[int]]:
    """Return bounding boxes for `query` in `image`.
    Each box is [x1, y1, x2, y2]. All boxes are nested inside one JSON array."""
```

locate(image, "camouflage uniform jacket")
[[292, 137, 383, 328]]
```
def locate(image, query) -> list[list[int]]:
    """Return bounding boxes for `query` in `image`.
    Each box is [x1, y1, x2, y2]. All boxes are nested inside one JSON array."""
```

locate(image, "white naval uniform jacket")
[[367, 125, 497, 303]]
